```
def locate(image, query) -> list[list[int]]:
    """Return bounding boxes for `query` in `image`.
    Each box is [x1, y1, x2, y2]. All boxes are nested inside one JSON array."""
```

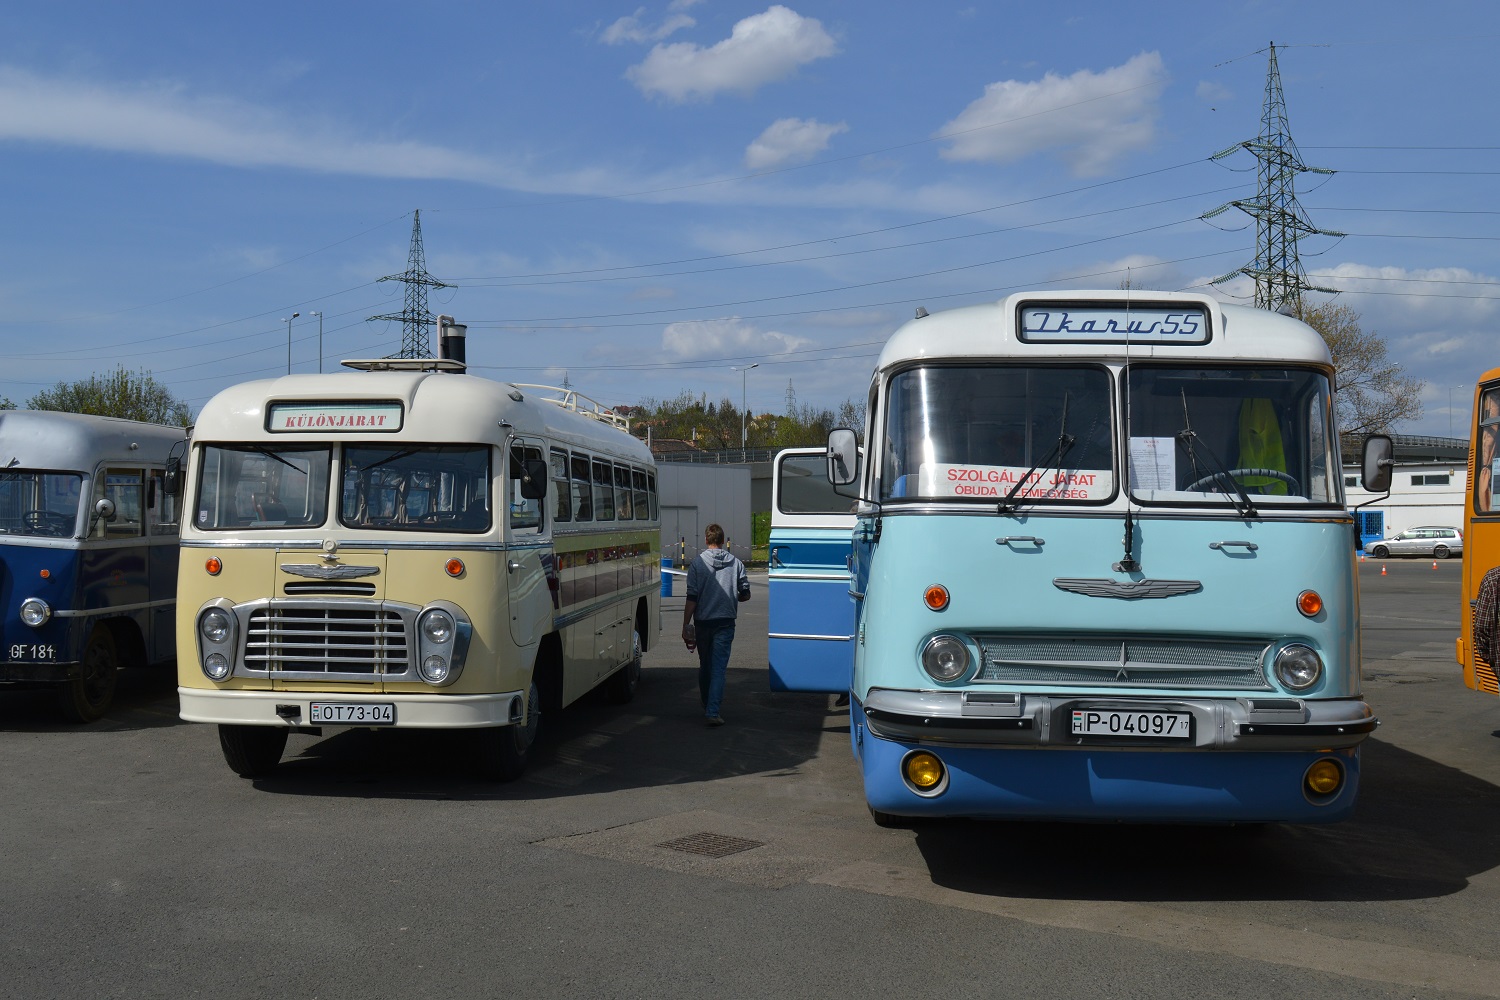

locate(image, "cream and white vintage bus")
[[176, 359, 660, 780]]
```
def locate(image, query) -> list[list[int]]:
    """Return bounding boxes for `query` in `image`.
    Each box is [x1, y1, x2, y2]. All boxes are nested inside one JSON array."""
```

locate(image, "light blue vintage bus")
[[772, 290, 1382, 825], [0, 410, 187, 720]]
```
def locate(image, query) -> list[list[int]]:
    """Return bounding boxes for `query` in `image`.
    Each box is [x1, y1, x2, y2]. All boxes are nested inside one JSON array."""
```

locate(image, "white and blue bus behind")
[[0, 410, 186, 720], [771, 290, 1378, 824]]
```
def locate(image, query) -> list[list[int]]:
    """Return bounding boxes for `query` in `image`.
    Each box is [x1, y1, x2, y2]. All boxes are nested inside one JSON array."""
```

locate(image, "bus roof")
[[191, 371, 654, 465], [0, 410, 186, 473], [876, 291, 1334, 372]]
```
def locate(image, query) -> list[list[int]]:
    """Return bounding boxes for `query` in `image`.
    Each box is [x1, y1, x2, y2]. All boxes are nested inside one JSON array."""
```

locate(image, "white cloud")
[[1196, 81, 1231, 104], [627, 5, 838, 102], [744, 117, 848, 168], [937, 51, 1168, 176], [660, 317, 809, 359], [601, 7, 696, 45]]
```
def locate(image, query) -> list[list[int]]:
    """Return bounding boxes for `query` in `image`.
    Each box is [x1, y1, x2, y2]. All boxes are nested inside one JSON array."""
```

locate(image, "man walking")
[[683, 523, 751, 727]]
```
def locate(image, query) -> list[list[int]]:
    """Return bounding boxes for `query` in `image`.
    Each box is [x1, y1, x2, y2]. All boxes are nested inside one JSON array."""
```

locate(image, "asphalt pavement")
[[4, 564, 1500, 999]]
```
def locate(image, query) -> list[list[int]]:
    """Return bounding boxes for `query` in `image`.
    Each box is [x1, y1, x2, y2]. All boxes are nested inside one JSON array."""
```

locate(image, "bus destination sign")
[[1019, 305, 1210, 345], [267, 401, 404, 432]]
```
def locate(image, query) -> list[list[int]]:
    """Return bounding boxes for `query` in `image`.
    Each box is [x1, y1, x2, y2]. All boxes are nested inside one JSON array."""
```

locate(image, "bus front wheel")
[[218, 725, 288, 778], [475, 680, 541, 781], [58, 625, 119, 723]]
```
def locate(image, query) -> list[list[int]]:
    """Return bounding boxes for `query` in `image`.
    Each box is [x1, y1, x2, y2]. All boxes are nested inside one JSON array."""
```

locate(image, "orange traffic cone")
[[1381, 564, 1387, 576], [1359, 553, 1365, 562], [1433, 561, 1439, 570]]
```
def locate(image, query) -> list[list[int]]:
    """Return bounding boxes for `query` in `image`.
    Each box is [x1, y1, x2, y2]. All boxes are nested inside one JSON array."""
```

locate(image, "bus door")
[[768, 448, 856, 693], [507, 442, 552, 650], [81, 467, 150, 617], [146, 467, 179, 662], [1466, 380, 1500, 693]]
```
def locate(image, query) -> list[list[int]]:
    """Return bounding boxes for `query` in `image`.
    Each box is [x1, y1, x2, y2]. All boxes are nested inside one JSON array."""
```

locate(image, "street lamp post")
[[1450, 383, 1468, 439], [283, 312, 299, 374], [310, 311, 323, 373], [734, 363, 759, 455]]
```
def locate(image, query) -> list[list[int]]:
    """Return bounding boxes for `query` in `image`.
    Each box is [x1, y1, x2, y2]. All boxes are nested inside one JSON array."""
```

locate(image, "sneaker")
[[706, 716, 725, 727]]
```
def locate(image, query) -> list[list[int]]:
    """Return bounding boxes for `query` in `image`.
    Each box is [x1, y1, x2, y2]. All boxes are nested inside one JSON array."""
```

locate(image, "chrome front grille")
[[244, 603, 412, 679], [975, 634, 1272, 689]]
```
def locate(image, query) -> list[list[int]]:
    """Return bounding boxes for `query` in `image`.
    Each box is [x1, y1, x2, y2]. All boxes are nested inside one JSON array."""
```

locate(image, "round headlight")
[[421, 610, 454, 644], [200, 609, 232, 644], [19, 597, 51, 627], [920, 635, 971, 682], [1275, 644, 1323, 690], [421, 654, 450, 684], [203, 652, 231, 681]]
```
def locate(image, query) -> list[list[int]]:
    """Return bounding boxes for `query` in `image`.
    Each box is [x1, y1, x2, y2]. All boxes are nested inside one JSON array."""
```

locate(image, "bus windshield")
[[0, 471, 84, 536], [1126, 366, 1338, 506], [340, 444, 490, 532], [880, 365, 1115, 503], [196, 445, 332, 529]]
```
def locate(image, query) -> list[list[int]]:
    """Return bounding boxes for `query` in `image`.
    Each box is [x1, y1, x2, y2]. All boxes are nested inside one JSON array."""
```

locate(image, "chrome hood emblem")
[[281, 563, 381, 580], [1053, 578, 1202, 600]]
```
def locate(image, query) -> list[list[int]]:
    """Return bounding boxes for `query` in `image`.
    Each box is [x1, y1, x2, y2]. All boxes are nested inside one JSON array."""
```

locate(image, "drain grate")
[[657, 832, 764, 858]]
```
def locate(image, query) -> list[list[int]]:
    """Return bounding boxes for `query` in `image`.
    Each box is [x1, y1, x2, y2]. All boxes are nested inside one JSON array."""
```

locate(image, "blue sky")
[[1, 2, 1494, 436]]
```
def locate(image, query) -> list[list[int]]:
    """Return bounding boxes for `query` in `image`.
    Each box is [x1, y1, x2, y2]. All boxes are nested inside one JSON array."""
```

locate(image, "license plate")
[[1071, 708, 1191, 739], [309, 702, 396, 725]]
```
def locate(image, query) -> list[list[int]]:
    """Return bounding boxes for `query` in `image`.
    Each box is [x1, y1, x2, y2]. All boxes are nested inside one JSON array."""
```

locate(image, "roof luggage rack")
[[509, 384, 629, 430]]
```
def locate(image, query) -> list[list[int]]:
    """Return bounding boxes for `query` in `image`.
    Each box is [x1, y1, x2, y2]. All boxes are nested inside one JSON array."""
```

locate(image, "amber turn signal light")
[[1297, 590, 1323, 617], [445, 558, 465, 578], [924, 584, 949, 611], [205, 557, 222, 576]]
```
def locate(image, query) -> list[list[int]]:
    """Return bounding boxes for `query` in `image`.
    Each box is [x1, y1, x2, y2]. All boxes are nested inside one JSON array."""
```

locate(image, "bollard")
[[661, 557, 674, 597]]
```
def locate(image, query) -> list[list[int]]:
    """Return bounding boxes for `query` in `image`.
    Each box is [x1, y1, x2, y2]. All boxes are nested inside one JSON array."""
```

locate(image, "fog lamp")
[[421, 655, 450, 684], [1304, 758, 1343, 797], [903, 751, 946, 793], [203, 652, 231, 681]]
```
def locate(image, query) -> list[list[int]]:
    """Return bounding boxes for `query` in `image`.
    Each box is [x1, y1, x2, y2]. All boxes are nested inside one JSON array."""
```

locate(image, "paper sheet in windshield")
[[917, 464, 1111, 500], [1128, 437, 1176, 491]]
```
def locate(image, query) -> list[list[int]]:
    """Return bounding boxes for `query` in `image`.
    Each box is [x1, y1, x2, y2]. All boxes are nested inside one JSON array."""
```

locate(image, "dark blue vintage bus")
[[0, 411, 187, 720]]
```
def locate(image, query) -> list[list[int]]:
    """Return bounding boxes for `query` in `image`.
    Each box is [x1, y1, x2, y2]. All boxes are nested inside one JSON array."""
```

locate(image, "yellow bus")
[[1460, 368, 1500, 694], [176, 359, 660, 779]]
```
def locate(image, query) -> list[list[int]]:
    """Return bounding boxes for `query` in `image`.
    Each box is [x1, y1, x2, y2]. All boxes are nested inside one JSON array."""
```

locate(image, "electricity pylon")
[[1206, 43, 1342, 312], [368, 210, 453, 358]]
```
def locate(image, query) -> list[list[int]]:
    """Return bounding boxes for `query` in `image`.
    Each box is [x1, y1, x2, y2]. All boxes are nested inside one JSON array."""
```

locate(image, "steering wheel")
[[23, 509, 73, 536], [1185, 468, 1301, 496]]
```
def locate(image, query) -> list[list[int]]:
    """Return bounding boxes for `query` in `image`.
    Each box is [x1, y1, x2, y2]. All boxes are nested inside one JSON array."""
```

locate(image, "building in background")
[[1344, 435, 1467, 545]]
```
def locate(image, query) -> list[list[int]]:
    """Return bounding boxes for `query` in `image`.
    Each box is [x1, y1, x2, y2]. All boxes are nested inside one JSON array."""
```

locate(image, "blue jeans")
[[695, 618, 735, 718]]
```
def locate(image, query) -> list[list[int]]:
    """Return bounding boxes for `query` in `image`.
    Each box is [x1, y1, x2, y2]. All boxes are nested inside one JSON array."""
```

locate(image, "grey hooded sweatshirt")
[[685, 546, 750, 622]]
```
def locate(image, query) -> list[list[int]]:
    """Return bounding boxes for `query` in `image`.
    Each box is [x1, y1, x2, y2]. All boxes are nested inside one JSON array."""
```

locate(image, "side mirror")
[[1361, 434, 1393, 494], [827, 428, 860, 486], [519, 458, 549, 501], [94, 497, 117, 521], [162, 456, 182, 497]]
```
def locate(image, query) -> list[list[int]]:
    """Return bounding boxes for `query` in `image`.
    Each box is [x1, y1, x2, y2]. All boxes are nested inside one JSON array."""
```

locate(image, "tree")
[[631, 392, 866, 450], [28, 367, 192, 426], [0, 397, 14, 410], [1296, 302, 1423, 437]]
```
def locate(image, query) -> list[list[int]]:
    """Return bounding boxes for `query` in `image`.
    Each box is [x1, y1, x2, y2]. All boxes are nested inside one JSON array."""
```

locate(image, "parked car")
[[1364, 526, 1463, 559]]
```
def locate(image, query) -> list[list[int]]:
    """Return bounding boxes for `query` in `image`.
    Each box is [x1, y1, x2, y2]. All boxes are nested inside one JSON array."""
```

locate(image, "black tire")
[[57, 625, 119, 723], [218, 725, 288, 778], [1433, 545, 1450, 559], [605, 631, 642, 705], [474, 680, 540, 781], [1370, 545, 1389, 559]]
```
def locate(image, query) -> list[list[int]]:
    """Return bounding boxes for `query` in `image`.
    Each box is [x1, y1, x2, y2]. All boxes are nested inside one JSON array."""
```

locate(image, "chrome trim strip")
[[769, 632, 854, 642], [185, 538, 509, 551], [54, 598, 176, 618], [864, 506, 1353, 524], [552, 584, 657, 631], [767, 572, 851, 582]]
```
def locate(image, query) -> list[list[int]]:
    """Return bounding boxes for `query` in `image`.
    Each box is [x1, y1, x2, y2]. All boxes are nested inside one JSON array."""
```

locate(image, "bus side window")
[[614, 463, 633, 519], [592, 459, 615, 521], [571, 454, 593, 521], [632, 468, 649, 521], [509, 446, 544, 532], [150, 470, 180, 536], [550, 448, 572, 523], [94, 468, 144, 539], [647, 471, 658, 520], [1479, 387, 1500, 514]]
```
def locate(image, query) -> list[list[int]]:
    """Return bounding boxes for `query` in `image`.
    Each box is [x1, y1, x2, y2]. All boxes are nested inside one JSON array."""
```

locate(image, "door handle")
[[508, 559, 522, 574]]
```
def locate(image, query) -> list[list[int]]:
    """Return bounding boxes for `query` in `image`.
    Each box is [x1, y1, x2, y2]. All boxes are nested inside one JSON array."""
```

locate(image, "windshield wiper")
[[1175, 430, 1257, 518], [997, 395, 1075, 515], [353, 448, 421, 474], [247, 445, 306, 474]]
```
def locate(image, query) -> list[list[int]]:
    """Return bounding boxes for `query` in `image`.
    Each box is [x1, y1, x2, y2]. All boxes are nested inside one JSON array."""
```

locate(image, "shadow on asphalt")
[[241, 662, 828, 800], [0, 666, 183, 732], [910, 737, 1500, 903]]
